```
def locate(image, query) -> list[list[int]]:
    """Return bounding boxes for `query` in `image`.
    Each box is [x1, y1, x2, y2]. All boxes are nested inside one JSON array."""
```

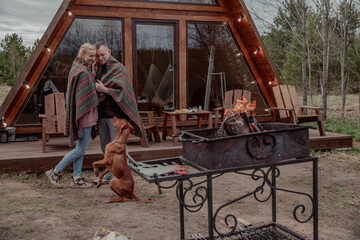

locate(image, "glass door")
[[134, 20, 177, 116]]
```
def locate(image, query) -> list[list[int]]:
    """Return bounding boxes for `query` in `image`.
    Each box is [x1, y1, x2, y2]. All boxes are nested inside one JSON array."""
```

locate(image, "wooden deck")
[[0, 129, 353, 173]]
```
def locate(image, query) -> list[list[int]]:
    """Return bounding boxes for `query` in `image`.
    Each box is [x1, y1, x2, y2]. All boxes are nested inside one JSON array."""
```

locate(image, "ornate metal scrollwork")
[[254, 167, 279, 203], [246, 134, 276, 162], [154, 173, 179, 194], [269, 187, 315, 223], [176, 178, 208, 213], [262, 169, 315, 223], [213, 168, 268, 237]]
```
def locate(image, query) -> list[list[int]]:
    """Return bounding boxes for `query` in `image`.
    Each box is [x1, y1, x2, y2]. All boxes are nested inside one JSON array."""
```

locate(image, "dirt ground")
[[0, 148, 359, 240]]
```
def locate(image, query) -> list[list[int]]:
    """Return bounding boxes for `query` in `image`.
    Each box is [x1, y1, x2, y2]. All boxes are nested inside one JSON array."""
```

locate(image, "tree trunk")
[[340, 0, 352, 119], [307, 40, 313, 105], [10, 45, 17, 83], [301, 0, 308, 113], [340, 36, 347, 119], [322, 0, 330, 121]]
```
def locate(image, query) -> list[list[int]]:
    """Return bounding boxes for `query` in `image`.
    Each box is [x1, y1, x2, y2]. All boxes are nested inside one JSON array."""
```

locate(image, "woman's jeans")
[[54, 126, 92, 177]]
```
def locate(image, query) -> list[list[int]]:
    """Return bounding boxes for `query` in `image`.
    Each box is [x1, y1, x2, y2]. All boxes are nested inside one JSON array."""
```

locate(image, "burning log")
[[215, 96, 263, 137], [224, 113, 251, 135]]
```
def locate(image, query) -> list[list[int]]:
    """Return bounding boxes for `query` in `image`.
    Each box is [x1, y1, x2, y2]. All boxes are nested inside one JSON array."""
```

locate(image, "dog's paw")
[[96, 183, 102, 188], [94, 170, 99, 177]]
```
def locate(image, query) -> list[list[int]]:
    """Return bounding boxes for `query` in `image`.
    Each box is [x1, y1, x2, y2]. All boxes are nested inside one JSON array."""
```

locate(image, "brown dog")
[[92, 118, 152, 203]]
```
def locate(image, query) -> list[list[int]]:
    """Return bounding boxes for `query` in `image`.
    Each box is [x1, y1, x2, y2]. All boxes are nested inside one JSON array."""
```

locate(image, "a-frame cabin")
[[0, 0, 281, 134]]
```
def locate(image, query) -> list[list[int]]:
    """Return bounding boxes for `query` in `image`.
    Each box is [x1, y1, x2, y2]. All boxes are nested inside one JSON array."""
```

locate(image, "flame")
[[224, 96, 256, 117]]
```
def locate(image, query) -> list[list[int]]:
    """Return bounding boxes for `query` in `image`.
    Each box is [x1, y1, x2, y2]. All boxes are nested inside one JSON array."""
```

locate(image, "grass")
[[324, 118, 360, 142], [299, 94, 360, 147], [0, 170, 91, 216], [325, 184, 359, 208]]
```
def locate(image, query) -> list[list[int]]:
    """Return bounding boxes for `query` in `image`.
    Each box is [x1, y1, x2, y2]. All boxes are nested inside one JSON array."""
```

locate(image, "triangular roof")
[[0, 0, 281, 127]]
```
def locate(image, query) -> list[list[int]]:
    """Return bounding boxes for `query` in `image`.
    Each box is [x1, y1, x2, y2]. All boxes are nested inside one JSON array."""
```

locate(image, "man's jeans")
[[55, 126, 92, 177]]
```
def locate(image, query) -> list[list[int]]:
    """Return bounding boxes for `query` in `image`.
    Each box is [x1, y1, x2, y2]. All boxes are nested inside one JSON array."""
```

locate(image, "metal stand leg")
[[272, 166, 277, 223], [207, 175, 214, 240], [179, 181, 185, 240], [313, 159, 318, 240]]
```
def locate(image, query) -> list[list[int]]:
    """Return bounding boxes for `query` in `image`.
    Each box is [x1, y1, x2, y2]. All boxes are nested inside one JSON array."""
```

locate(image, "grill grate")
[[191, 222, 306, 240]]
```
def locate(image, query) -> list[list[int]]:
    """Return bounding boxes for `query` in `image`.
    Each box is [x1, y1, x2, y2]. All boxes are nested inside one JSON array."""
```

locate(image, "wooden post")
[[124, 17, 133, 83]]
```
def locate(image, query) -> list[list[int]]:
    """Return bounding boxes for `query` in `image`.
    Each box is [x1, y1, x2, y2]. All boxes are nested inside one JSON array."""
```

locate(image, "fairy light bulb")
[[23, 81, 30, 89], [66, 8, 72, 16], [45, 44, 51, 52], [269, 77, 274, 85], [1, 117, 6, 127], [254, 47, 259, 55]]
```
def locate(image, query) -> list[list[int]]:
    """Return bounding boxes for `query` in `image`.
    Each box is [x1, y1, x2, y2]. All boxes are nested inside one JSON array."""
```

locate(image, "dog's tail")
[[130, 193, 153, 203]]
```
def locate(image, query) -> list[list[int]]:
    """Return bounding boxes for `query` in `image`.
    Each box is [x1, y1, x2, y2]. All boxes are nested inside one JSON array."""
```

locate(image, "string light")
[[269, 77, 275, 85], [254, 47, 259, 55], [250, 81, 255, 85], [45, 44, 51, 52], [1, 117, 6, 128], [236, 52, 242, 57], [23, 81, 30, 89], [237, 14, 244, 22], [66, 8, 72, 16]]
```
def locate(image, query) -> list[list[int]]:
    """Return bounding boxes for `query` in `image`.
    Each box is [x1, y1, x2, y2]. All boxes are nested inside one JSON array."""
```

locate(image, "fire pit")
[[179, 123, 310, 170]]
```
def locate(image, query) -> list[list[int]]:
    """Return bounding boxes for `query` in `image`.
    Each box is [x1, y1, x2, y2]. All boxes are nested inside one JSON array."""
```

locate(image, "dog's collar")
[[115, 140, 126, 145]]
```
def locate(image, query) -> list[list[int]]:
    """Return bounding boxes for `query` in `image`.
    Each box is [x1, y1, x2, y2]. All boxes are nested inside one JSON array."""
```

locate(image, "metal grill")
[[179, 123, 310, 170]]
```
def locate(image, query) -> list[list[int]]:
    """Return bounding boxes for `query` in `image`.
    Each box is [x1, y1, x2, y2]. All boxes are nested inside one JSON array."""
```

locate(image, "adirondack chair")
[[139, 111, 161, 146], [271, 85, 325, 136], [213, 89, 251, 127], [39, 92, 67, 152]]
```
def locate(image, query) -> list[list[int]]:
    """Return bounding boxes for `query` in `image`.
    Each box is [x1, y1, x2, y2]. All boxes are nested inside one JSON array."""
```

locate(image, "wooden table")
[[162, 110, 213, 146]]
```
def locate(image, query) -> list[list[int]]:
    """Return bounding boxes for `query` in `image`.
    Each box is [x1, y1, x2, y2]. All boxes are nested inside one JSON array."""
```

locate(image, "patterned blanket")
[[99, 56, 143, 137], [66, 57, 99, 146]]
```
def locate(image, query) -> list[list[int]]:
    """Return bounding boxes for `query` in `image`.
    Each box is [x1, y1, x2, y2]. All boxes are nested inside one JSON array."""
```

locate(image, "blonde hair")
[[77, 43, 96, 57]]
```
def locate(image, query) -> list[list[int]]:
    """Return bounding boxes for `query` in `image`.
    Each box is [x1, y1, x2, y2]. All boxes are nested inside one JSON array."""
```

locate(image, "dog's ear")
[[119, 122, 127, 132]]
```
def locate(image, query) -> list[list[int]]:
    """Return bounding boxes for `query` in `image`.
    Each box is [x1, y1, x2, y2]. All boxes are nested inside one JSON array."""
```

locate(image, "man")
[[93, 42, 143, 184]]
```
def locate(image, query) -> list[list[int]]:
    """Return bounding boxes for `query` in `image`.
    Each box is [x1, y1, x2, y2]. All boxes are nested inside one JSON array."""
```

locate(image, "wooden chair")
[[213, 89, 251, 127], [138, 111, 161, 147], [272, 85, 325, 136], [39, 93, 66, 153]]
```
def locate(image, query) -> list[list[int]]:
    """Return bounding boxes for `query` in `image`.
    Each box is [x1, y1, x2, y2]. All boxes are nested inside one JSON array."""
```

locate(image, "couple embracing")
[[46, 42, 142, 188]]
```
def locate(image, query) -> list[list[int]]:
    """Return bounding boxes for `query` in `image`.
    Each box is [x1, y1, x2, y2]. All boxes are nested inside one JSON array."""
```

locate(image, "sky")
[[0, 0, 272, 48], [0, 0, 63, 47]]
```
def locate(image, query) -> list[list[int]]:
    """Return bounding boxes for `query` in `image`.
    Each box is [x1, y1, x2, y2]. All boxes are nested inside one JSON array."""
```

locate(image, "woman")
[[46, 43, 99, 188]]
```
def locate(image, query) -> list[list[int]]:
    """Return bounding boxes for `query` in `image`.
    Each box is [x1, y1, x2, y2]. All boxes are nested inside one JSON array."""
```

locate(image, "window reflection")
[[187, 22, 269, 115], [136, 24, 174, 116], [15, 18, 123, 125]]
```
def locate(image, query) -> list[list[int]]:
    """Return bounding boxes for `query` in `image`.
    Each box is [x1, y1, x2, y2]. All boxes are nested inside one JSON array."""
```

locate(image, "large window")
[[15, 17, 124, 125], [187, 22, 269, 115], [135, 22, 176, 116]]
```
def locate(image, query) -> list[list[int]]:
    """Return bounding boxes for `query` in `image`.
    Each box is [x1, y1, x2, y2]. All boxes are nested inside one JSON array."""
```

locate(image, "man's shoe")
[[70, 177, 93, 189], [45, 168, 62, 188]]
